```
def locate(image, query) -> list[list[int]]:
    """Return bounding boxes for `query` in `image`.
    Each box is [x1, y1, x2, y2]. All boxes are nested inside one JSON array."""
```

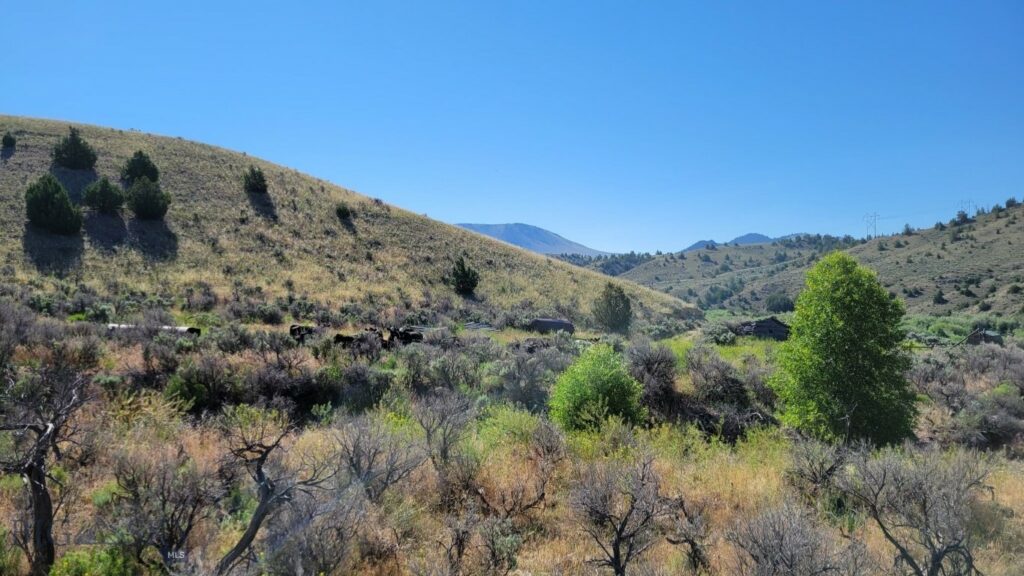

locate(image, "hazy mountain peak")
[[457, 223, 609, 256]]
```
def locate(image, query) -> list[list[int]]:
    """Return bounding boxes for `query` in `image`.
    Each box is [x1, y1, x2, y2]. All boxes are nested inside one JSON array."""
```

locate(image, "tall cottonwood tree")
[[772, 252, 916, 445]]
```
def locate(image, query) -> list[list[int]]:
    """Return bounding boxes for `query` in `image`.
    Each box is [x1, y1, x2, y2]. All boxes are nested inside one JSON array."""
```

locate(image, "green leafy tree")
[[127, 176, 171, 220], [120, 150, 159, 184], [593, 282, 632, 333], [450, 255, 479, 296], [243, 165, 268, 194], [549, 344, 645, 430], [52, 126, 97, 170], [83, 177, 125, 214], [771, 252, 916, 445], [24, 174, 82, 235], [1, 132, 14, 149]]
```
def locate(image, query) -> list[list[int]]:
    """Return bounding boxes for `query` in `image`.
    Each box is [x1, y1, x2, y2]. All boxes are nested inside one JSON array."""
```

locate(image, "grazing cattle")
[[107, 324, 201, 336], [527, 318, 575, 335], [334, 333, 357, 346], [335, 328, 386, 360], [390, 326, 425, 345], [513, 337, 551, 354], [289, 324, 319, 344]]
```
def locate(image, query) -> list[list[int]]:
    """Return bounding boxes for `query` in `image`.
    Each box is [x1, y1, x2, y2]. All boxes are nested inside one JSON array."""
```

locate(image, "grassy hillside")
[[0, 116, 697, 330], [621, 234, 858, 308], [623, 208, 1024, 318]]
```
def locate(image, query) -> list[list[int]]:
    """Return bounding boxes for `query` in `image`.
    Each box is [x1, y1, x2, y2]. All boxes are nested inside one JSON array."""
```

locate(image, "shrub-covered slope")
[[624, 208, 1024, 317], [0, 115, 697, 329]]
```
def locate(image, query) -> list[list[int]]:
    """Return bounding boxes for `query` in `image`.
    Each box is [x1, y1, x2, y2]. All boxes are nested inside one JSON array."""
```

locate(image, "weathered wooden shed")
[[732, 316, 790, 341]]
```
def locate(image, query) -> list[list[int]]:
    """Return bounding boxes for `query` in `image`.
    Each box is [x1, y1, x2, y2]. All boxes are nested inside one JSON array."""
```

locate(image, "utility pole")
[[864, 212, 879, 238]]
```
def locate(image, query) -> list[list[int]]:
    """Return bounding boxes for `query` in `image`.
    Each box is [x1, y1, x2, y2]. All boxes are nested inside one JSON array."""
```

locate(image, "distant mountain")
[[730, 233, 774, 245], [683, 239, 717, 251], [457, 223, 609, 256], [683, 232, 778, 251]]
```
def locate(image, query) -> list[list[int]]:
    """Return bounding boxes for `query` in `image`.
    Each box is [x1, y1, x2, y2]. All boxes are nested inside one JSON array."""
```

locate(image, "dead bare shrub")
[[478, 418, 564, 522], [664, 497, 711, 574], [687, 343, 748, 407], [414, 390, 475, 471], [570, 452, 669, 576], [260, 485, 368, 576], [628, 339, 678, 410], [836, 447, 991, 576], [102, 428, 220, 571], [729, 501, 869, 576], [331, 413, 424, 503]]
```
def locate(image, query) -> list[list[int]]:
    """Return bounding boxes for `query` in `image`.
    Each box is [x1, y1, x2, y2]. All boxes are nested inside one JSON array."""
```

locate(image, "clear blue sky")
[[3, 1, 1022, 253]]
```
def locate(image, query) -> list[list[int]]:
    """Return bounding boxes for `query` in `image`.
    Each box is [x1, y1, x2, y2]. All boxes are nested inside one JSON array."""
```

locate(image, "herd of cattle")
[[288, 324, 425, 349], [289, 317, 575, 349], [107, 317, 577, 353]]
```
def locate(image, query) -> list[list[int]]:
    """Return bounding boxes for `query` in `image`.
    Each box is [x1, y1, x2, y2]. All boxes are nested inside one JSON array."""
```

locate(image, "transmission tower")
[[864, 212, 879, 238]]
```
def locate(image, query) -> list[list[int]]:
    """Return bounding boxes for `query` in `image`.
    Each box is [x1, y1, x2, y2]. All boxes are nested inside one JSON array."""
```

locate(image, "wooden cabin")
[[732, 316, 790, 341]]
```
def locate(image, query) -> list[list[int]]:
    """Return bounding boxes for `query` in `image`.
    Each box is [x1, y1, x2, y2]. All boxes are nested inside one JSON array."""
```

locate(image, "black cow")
[[512, 337, 551, 354], [335, 328, 385, 360], [390, 326, 425, 345], [527, 318, 575, 335], [289, 324, 319, 345]]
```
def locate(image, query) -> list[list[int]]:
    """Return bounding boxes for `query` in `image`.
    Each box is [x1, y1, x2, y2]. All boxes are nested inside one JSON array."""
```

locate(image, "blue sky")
[[3, 1, 1022, 253]]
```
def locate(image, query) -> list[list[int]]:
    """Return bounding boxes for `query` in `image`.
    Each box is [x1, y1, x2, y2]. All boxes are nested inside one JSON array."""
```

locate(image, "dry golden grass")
[[0, 115, 698, 329]]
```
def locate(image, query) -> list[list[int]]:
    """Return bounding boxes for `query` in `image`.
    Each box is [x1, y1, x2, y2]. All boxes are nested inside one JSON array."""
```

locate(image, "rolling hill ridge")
[[622, 210, 1024, 318], [0, 116, 698, 330]]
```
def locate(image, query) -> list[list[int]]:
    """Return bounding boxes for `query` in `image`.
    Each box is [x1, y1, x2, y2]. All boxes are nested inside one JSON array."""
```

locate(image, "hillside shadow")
[[128, 219, 178, 261], [247, 192, 278, 221], [1, 147, 12, 163], [22, 226, 84, 276], [49, 165, 98, 203], [84, 213, 128, 252]]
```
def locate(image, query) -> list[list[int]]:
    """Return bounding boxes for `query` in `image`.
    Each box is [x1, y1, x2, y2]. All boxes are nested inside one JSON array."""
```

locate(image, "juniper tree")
[[24, 174, 82, 235], [120, 150, 160, 184], [52, 127, 96, 170], [593, 282, 632, 333], [243, 165, 268, 194], [127, 176, 171, 220], [450, 256, 480, 297], [83, 177, 125, 214]]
